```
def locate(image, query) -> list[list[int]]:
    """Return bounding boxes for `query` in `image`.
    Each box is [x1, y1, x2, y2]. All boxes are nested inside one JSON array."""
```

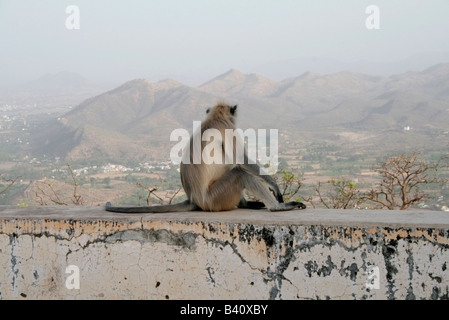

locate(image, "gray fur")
[[105, 103, 306, 213]]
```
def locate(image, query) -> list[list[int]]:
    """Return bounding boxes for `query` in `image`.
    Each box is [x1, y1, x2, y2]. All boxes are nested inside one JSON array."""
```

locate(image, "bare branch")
[[67, 163, 84, 205], [0, 176, 20, 195], [166, 186, 182, 204], [31, 163, 85, 206], [136, 182, 182, 205]]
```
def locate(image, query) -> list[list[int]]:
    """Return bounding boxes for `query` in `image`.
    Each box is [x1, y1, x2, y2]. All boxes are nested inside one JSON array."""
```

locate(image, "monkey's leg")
[[241, 173, 305, 212], [240, 163, 284, 203], [105, 200, 199, 213], [201, 168, 246, 211]]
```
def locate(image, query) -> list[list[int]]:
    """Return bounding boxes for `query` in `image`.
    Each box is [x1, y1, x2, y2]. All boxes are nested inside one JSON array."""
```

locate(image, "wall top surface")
[[1, 205, 448, 229]]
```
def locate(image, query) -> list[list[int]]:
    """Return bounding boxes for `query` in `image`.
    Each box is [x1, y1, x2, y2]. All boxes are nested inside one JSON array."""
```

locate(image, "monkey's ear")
[[206, 108, 210, 114], [230, 105, 237, 115]]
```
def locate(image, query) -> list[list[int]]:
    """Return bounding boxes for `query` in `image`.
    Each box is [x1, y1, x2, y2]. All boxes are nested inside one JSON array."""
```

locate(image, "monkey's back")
[[179, 103, 241, 211]]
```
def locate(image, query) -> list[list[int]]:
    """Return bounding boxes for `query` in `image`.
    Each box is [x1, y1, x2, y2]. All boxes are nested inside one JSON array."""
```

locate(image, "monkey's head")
[[206, 103, 237, 124]]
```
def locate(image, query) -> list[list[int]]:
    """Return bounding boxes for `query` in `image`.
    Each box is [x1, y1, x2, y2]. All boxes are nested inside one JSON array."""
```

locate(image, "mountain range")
[[29, 63, 449, 162]]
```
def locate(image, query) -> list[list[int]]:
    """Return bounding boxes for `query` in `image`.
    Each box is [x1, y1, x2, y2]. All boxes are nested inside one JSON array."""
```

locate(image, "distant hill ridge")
[[31, 63, 449, 162]]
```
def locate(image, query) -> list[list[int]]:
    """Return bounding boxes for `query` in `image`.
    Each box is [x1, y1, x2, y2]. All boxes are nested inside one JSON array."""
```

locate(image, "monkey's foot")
[[285, 201, 306, 210], [268, 201, 306, 212]]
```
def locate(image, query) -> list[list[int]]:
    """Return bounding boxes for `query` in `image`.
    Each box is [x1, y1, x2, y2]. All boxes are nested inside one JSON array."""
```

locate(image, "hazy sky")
[[1, 0, 449, 86]]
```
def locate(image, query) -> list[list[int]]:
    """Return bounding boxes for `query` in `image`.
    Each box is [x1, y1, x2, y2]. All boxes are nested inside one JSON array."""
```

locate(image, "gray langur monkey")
[[105, 103, 306, 213]]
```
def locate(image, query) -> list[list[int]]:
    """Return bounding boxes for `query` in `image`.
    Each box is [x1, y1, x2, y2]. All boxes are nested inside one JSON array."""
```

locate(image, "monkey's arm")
[[239, 160, 306, 211], [239, 162, 284, 202], [105, 200, 199, 213]]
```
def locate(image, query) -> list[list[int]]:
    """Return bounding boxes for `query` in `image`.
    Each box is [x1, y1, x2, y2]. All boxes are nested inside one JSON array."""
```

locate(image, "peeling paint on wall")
[[0, 207, 448, 300]]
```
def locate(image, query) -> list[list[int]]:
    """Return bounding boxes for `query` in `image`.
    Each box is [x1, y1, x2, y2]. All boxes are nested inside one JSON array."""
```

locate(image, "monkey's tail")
[[105, 200, 199, 213]]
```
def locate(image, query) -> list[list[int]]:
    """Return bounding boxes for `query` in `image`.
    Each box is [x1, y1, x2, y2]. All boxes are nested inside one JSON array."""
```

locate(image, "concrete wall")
[[0, 205, 448, 300]]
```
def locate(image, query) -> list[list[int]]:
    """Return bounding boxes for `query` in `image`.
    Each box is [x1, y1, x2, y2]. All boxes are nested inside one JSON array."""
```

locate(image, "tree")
[[273, 169, 309, 203], [365, 151, 449, 210], [32, 163, 84, 206], [315, 178, 365, 209]]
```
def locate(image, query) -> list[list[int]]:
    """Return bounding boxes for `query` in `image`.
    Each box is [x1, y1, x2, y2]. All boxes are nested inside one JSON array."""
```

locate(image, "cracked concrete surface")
[[0, 206, 448, 299]]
